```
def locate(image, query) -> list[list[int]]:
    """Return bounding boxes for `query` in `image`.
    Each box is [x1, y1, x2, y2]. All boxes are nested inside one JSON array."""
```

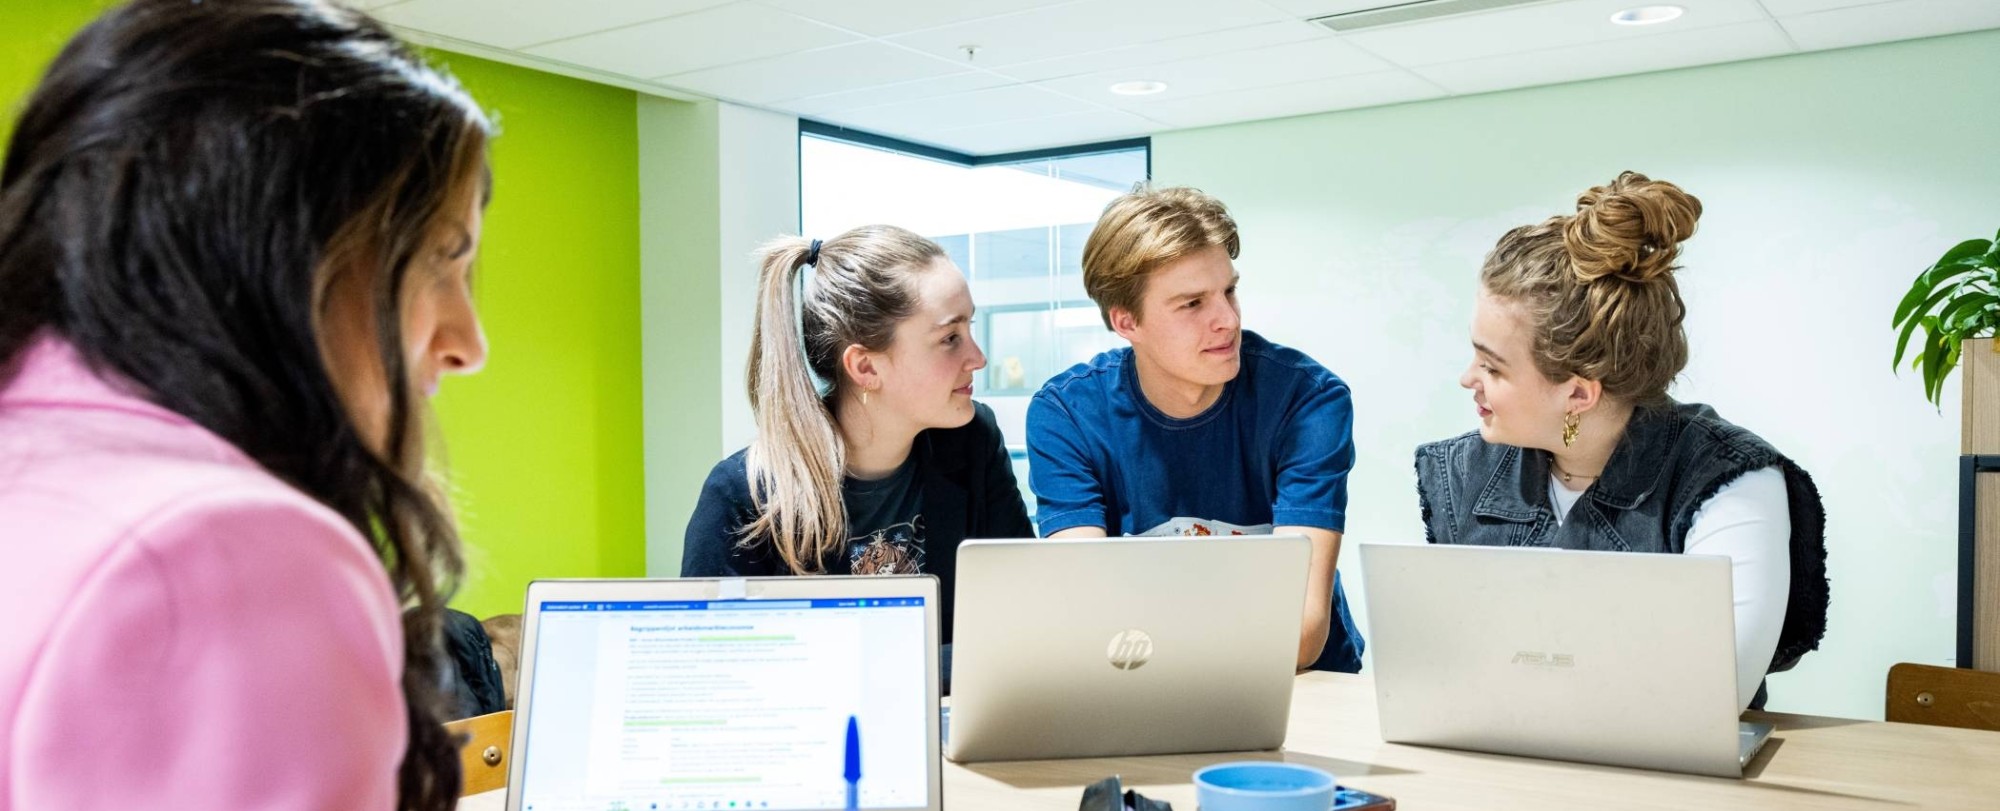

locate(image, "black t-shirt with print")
[[683, 402, 1038, 658], [838, 454, 926, 576]]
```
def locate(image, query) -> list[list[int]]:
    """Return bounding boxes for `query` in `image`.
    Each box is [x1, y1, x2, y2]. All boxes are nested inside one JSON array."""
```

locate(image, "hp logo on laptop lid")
[[1107, 629, 1153, 670]]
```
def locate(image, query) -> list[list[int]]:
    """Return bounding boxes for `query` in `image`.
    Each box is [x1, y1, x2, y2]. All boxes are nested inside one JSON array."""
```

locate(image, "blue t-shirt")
[[1025, 329, 1364, 672]]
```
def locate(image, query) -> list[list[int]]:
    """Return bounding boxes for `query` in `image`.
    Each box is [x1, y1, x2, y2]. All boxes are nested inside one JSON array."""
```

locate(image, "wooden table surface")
[[463, 672, 2000, 810]]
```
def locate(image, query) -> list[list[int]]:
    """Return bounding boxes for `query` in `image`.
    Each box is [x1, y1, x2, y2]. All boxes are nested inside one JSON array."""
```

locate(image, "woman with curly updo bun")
[[1414, 172, 1830, 711]]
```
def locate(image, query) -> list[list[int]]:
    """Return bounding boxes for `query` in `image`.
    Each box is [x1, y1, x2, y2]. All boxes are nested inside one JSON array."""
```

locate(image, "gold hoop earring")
[[1561, 411, 1581, 448]]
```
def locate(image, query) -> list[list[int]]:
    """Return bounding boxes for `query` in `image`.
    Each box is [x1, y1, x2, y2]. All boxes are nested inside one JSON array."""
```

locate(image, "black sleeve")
[[682, 453, 775, 577], [974, 405, 1035, 539], [438, 608, 506, 719]]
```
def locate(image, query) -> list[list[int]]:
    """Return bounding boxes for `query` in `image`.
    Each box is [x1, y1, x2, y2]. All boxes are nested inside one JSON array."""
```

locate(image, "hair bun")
[[1563, 171, 1702, 285]]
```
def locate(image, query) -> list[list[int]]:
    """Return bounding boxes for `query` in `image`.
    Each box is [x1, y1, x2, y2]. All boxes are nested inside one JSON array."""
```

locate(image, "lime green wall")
[[1153, 29, 2000, 720], [2, 3, 647, 620], [427, 52, 645, 618], [0, 1, 111, 149]]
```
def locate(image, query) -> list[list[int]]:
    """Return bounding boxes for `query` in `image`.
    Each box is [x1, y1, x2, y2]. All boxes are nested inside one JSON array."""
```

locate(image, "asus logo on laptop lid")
[[1511, 651, 1576, 668], [1107, 629, 1153, 670]]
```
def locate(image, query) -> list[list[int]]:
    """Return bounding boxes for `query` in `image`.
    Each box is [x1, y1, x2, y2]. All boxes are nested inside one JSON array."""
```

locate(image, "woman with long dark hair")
[[0, 1, 491, 808]]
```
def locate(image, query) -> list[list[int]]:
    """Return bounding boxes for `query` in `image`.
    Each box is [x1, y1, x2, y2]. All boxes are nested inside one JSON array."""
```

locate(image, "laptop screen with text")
[[516, 597, 930, 811]]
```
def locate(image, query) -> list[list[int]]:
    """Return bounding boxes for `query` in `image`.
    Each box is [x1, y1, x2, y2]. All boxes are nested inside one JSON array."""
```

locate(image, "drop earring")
[[1561, 411, 1580, 448]]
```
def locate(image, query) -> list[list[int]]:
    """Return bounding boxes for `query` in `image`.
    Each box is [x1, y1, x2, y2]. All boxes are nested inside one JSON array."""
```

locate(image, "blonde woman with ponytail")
[[683, 225, 1033, 686], [1414, 172, 1829, 713]]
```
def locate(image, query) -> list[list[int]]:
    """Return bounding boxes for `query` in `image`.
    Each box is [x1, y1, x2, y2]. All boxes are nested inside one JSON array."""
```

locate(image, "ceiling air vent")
[[1312, 0, 1551, 32]]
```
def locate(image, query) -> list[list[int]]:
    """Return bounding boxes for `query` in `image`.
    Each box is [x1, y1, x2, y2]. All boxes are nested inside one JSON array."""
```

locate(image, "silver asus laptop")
[[947, 534, 1310, 763], [1361, 543, 1772, 778], [505, 576, 944, 811]]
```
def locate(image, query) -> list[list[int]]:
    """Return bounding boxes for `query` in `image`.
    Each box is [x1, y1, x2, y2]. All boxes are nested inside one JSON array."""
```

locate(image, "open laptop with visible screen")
[[946, 534, 1310, 763], [1360, 542, 1772, 779], [505, 576, 943, 811]]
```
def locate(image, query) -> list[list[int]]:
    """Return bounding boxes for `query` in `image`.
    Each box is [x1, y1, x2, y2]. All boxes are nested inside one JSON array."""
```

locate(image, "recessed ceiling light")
[[1610, 5, 1684, 25], [1109, 80, 1168, 96]]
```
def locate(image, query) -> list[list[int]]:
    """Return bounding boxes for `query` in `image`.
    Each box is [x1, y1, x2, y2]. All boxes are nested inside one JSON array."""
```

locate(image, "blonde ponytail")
[[742, 226, 945, 573]]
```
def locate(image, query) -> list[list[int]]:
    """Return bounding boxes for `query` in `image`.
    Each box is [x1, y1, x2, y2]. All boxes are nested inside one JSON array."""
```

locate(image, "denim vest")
[[1413, 402, 1829, 677]]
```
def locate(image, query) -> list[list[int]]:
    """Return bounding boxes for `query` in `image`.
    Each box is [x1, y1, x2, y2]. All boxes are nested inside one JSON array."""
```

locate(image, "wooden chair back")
[[443, 709, 513, 796], [1886, 662, 2000, 730]]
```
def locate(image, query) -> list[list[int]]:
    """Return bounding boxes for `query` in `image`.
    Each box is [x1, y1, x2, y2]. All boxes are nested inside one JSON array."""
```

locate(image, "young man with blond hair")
[[1026, 186, 1362, 671]]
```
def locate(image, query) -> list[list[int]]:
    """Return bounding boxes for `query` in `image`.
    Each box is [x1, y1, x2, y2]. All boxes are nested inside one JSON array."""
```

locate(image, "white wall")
[[639, 98, 798, 576], [718, 104, 803, 454]]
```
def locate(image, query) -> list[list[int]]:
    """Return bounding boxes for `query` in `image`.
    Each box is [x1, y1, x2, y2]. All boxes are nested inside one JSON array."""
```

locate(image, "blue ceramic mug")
[[1192, 762, 1338, 811]]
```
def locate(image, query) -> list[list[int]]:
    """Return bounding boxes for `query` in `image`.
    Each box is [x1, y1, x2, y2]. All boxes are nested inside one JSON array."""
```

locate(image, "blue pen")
[[844, 715, 862, 811]]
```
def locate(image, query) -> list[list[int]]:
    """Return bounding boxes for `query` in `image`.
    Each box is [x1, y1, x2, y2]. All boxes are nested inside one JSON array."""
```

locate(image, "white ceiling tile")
[[1758, 0, 1885, 14], [521, 3, 855, 78], [921, 109, 1161, 154], [778, 72, 1019, 118], [1413, 19, 1791, 94], [1779, 0, 2000, 52], [814, 84, 1104, 134], [996, 21, 1333, 82], [1342, 0, 1770, 67], [1260, 0, 1423, 17], [373, 0, 1999, 152], [1131, 69, 1447, 129], [662, 42, 971, 105], [756, 0, 1075, 38], [1036, 36, 1391, 104], [887, 0, 1290, 68], [375, 0, 731, 49]]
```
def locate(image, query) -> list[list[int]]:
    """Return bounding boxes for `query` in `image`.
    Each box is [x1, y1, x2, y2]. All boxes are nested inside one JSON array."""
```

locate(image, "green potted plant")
[[1892, 230, 2000, 407]]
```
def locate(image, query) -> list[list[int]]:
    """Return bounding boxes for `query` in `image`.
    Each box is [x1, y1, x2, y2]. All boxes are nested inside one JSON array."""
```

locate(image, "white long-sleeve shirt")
[[1550, 466, 1790, 712]]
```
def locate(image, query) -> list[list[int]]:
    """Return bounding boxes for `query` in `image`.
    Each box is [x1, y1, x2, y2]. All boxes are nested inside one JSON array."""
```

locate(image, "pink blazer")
[[0, 336, 406, 810]]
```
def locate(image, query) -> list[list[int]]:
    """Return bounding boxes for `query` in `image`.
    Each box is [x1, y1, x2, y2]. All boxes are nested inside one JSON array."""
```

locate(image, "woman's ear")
[[841, 343, 880, 394], [1564, 376, 1604, 415]]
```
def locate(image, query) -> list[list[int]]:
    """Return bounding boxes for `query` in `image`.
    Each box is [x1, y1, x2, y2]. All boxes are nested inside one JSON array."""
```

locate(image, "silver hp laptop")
[[506, 576, 943, 811], [1361, 543, 1772, 778], [947, 534, 1310, 762]]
